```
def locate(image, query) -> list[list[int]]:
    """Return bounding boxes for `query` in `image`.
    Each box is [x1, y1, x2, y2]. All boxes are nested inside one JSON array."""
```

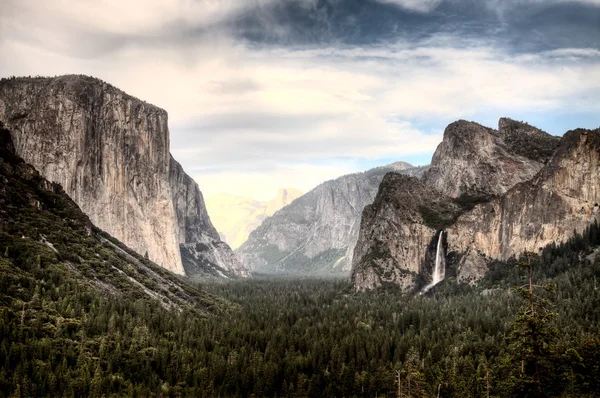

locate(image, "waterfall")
[[422, 231, 445, 293]]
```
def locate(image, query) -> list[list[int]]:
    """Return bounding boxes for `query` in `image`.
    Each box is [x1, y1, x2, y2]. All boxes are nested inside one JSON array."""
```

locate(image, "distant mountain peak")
[[236, 162, 427, 275], [206, 188, 303, 250], [383, 161, 415, 171]]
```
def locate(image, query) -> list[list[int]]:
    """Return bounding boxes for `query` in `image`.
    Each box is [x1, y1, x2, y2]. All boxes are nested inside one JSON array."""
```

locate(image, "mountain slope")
[[0, 124, 226, 313], [0, 75, 245, 277], [351, 119, 598, 291], [237, 162, 427, 274], [0, 125, 234, 396], [206, 188, 302, 249], [449, 127, 600, 282]]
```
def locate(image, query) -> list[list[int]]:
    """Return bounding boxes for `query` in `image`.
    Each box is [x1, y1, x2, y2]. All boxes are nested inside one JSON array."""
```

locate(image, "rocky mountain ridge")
[[0, 75, 245, 278], [450, 127, 600, 283], [351, 118, 598, 291], [424, 118, 560, 200], [237, 161, 428, 274]]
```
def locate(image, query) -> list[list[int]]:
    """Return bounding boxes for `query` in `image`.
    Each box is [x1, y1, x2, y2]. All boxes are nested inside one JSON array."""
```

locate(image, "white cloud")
[[195, 164, 359, 201], [1, 1, 599, 199], [374, 0, 442, 13], [0, 0, 270, 35]]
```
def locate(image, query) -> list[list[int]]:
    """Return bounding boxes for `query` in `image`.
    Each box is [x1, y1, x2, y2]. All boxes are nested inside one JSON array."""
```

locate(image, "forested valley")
[[1, 219, 600, 397]]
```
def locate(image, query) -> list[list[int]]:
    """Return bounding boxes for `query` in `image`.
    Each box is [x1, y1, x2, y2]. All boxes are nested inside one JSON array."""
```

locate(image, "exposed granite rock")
[[424, 119, 560, 200], [237, 162, 427, 274], [351, 118, 598, 291], [0, 125, 226, 312], [169, 155, 247, 277], [448, 128, 600, 266], [181, 238, 248, 279], [169, 155, 220, 243], [0, 75, 245, 277], [456, 250, 488, 285], [351, 173, 460, 291]]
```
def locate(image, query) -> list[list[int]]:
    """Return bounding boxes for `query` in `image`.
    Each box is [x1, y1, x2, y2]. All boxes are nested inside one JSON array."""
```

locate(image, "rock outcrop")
[[0, 75, 245, 277], [169, 155, 247, 278], [237, 162, 427, 274], [448, 128, 600, 280], [352, 118, 597, 291], [351, 173, 460, 291], [169, 155, 221, 244], [424, 119, 560, 200], [497, 117, 562, 163]]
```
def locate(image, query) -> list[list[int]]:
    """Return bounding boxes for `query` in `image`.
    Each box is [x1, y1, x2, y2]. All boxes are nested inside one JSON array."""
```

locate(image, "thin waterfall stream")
[[422, 231, 445, 293]]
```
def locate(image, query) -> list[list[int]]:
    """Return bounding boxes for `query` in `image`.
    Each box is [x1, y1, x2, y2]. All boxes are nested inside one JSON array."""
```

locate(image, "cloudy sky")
[[1, 0, 599, 200]]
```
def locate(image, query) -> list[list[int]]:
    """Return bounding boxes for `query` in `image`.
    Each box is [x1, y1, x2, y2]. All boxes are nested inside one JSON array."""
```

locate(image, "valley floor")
[[3, 226, 600, 397]]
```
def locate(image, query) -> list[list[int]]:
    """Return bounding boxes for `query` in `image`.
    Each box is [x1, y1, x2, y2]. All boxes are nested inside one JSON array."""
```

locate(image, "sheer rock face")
[[351, 174, 460, 291], [351, 118, 596, 291], [0, 75, 244, 277], [169, 155, 220, 243], [236, 162, 427, 274], [169, 155, 246, 277], [424, 119, 560, 200], [449, 128, 600, 265], [181, 238, 248, 279]]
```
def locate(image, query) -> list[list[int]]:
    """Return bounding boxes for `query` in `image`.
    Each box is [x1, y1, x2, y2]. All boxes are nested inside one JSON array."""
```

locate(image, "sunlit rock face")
[[352, 118, 598, 291], [448, 128, 600, 268], [0, 75, 245, 277], [237, 162, 428, 275], [424, 118, 560, 200]]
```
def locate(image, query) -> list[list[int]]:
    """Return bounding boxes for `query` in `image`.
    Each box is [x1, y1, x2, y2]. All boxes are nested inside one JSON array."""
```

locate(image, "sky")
[[1, 0, 599, 201]]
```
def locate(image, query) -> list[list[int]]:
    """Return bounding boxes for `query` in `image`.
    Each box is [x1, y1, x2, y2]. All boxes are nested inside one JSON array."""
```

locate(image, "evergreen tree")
[[507, 252, 559, 397]]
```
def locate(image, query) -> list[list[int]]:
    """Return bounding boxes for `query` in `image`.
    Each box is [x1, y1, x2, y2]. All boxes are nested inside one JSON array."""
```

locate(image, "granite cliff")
[[237, 162, 427, 274], [449, 127, 600, 282], [0, 75, 245, 277], [351, 173, 460, 291], [352, 118, 596, 291], [424, 119, 560, 200], [0, 125, 225, 311]]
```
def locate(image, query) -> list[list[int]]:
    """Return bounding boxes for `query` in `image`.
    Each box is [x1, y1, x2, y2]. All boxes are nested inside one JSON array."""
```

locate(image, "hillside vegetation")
[[0, 126, 229, 396], [1, 124, 599, 397]]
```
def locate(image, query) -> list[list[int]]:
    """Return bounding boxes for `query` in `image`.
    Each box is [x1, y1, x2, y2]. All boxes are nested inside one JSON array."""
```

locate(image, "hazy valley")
[[2, 0, 600, 396], [1, 74, 599, 397], [206, 188, 303, 250]]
